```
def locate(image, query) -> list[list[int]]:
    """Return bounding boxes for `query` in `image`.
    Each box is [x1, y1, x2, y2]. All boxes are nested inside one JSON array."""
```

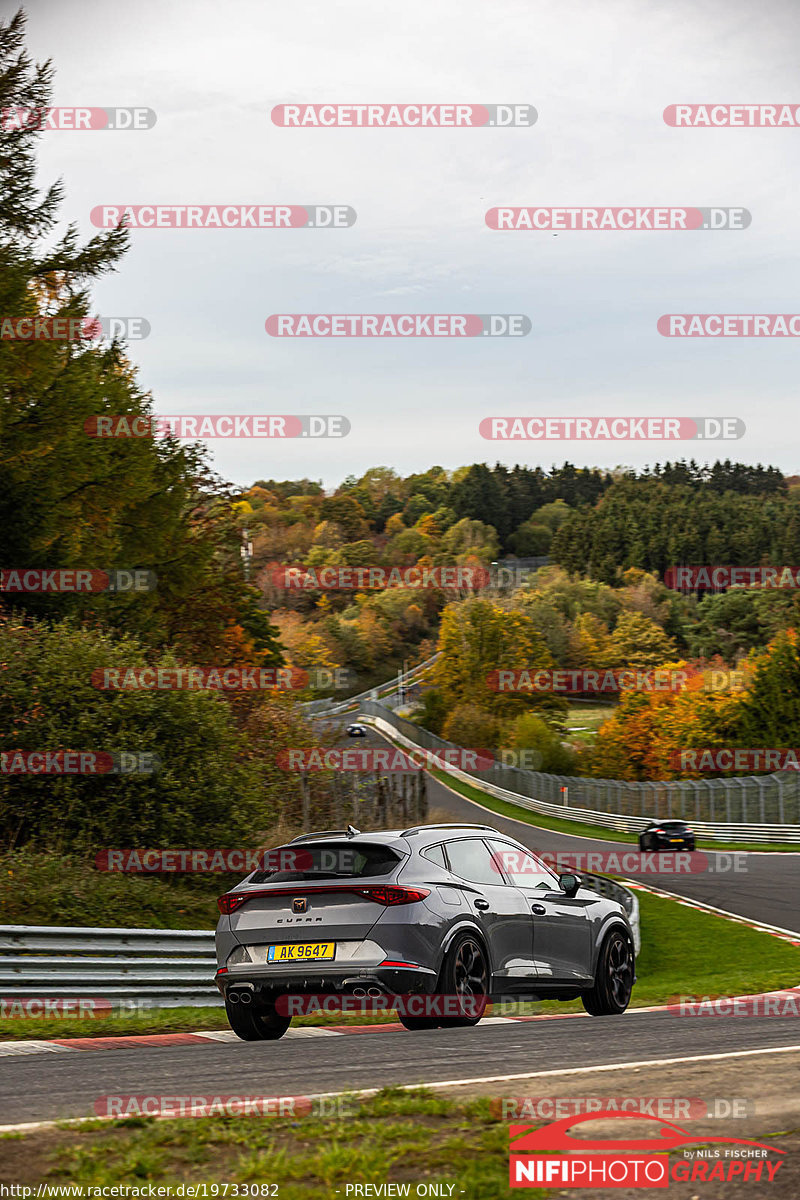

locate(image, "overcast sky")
[[9, 0, 800, 489]]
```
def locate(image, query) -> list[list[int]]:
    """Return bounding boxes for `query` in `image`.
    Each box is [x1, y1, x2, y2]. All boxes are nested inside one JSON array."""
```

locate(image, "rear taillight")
[[352, 886, 430, 906], [216, 883, 430, 914]]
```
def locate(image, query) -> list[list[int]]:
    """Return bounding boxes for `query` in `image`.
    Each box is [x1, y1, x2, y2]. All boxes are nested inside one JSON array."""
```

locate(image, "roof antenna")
[[346, 824, 361, 839]]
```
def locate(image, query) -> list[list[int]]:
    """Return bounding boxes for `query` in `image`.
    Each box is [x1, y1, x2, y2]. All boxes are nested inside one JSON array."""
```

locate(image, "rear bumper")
[[642, 837, 695, 850], [216, 963, 437, 999]]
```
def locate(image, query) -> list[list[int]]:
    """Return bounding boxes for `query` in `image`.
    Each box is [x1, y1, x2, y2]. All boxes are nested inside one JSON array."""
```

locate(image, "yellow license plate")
[[670, 838, 683, 843], [267, 942, 335, 963]]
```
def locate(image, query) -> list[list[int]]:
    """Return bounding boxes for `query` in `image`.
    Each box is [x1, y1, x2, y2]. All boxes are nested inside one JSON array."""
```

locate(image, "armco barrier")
[[0, 925, 221, 1008], [359, 704, 800, 844], [302, 654, 439, 718]]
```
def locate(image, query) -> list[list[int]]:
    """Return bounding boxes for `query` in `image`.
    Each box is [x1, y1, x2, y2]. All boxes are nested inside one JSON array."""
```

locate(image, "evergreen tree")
[[0, 10, 283, 667], [735, 632, 800, 747]]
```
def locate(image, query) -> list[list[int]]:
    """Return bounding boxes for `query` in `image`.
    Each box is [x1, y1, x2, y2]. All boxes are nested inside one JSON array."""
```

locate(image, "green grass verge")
[[2, 889, 796, 1040], [429, 766, 800, 853], [0, 1090, 530, 1197], [0, 849, 237, 929], [564, 702, 617, 745]]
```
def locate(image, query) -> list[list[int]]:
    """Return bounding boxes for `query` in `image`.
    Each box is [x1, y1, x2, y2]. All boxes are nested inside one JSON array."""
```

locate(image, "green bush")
[[412, 688, 449, 736], [509, 711, 577, 773], [0, 616, 304, 851], [442, 703, 502, 749]]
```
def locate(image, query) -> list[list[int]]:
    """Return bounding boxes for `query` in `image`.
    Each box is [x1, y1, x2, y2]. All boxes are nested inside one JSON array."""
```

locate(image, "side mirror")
[[558, 872, 582, 898]]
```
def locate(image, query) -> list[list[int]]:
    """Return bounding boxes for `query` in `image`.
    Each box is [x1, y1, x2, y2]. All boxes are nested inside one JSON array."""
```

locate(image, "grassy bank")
[[0, 1090, 525, 1196], [0, 849, 235, 929]]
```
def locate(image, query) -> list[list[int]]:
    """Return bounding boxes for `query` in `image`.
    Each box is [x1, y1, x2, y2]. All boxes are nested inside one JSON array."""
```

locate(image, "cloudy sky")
[[9, 0, 800, 488]]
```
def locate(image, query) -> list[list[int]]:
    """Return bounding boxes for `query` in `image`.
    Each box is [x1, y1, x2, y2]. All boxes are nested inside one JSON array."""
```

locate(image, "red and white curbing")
[[0, 1015, 575, 1055]]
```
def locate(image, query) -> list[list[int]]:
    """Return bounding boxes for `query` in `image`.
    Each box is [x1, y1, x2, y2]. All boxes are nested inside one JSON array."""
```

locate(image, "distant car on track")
[[215, 822, 636, 1041], [345, 723, 367, 737], [638, 819, 696, 852]]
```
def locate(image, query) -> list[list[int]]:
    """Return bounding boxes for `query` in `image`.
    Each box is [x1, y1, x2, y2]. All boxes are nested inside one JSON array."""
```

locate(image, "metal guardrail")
[[302, 654, 440, 718], [360, 705, 800, 843], [0, 925, 221, 1008]]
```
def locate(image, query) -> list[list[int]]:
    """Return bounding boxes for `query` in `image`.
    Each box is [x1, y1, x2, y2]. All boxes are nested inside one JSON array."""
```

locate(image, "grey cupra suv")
[[215, 823, 636, 1040]]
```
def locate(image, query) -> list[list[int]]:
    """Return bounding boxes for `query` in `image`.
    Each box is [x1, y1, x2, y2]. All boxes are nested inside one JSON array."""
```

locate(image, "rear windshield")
[[249, 842, 402, 883], [660, 821, 688, 830]]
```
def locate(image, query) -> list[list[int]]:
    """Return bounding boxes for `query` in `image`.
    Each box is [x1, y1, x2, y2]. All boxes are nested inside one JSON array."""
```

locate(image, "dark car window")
[[421, 844, 446, 868], [485, 839, 558, 890], [660, 821, 688, 830], [249, 842, 401, 883], [445, 838, 507, 885]]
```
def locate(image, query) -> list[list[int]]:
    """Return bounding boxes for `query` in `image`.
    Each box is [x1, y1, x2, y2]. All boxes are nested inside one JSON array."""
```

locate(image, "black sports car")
[[638, 820, 696, 851]]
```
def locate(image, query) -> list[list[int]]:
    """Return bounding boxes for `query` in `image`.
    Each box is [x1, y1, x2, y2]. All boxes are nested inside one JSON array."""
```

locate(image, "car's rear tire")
[[225, 996, 292, 1041], [437, 932, 489, 1027], [582, 931, 634, 1016], [396, 1012, 440, 1031]]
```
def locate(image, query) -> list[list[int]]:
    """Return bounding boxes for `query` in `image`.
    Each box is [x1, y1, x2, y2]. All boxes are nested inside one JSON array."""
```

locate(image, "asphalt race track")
[[1, 1015, 799, 1126]]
